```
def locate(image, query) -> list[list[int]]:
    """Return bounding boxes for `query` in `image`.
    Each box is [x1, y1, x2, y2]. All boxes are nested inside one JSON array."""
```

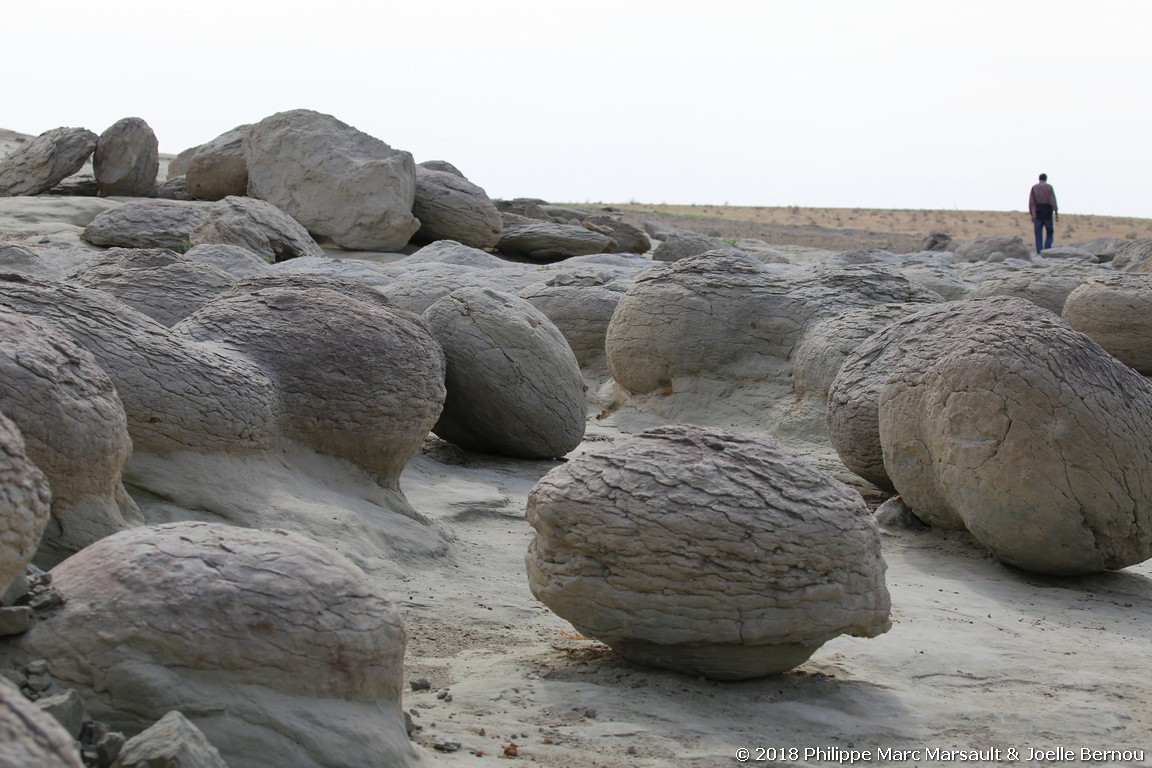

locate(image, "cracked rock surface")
[[525, 424, 891, 680], [67, 247, 236, 327], [0, 412, 50, 595], [424, 286, 585, 459], [0, 677, 82, 768], [0, 274, 280, 455], [1062, 272, 1152, 374], [176, 275, 446, 488], [875, 297, 1152, 575], [0, 309, 140, 565], [7, 521, 417, 768]]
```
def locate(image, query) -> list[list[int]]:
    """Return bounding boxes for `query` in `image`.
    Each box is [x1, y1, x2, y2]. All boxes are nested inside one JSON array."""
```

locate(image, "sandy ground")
[[394, 423, 1152, 767]]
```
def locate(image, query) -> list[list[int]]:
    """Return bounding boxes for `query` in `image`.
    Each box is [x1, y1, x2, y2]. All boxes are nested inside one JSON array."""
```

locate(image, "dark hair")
[[1039, 173, 1048, 181]]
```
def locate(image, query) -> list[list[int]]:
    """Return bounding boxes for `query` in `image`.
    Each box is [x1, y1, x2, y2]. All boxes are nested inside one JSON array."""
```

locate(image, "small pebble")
[[409, 677, 431, 691]]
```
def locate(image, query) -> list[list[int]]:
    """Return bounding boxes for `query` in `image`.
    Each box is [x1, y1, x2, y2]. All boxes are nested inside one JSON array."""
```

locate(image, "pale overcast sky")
[[7, 1, 1148, 216]]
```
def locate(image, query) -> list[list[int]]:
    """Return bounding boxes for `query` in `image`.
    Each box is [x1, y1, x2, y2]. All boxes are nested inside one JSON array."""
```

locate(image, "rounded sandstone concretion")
[[525, 424, 891, 680], [424, 286, 586, 459], [0, 411, 51, 594]]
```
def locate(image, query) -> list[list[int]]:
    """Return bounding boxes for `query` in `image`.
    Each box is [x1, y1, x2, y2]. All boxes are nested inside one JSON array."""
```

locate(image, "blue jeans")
[[1033, 215, 1054, 254]]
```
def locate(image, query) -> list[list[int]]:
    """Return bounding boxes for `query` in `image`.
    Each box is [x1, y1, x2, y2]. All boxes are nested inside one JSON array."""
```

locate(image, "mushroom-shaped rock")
[[0, 411, 51, 594], [877, 297, 1152, 575], [0, 274, 280, 455], [244, 109, 420, 251], [412, 165, 502, 250], [0, 127, 97, 197], [175, 277, 446, 487], [66, 248, 236, 326], [189, 195, 325, 263], [81, 199, 209, 250], [423, 287, 586, 458], [0, 309, 140, 563], [0, 677, 84, 768], [1062, 273, 1152, 374], [526, 425, 891, 679], [9, 521, 417, 768], [93, 117, 159, 198]]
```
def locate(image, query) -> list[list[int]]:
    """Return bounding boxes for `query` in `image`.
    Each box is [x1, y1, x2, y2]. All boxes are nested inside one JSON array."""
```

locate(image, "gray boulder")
[[67, 248, 236, 327], [176, 276, 446, 487], [81, 198, 209, 250], [0, 127, 97, 196], [0, 309, 140, 564], [0, 274, 280, 455], [0, 677, 83, 768], [520, 270, 631, 368], [423, 287, 585, 458], [93, 117, 159, 197], [182, 243, 274, 277], [526, 425, 891, 680], [0, 411, 50, 594], [651, 230, 731, 262], [953, 235, 1032, 263], [1109, 237, 1152, 272], [185, 125, 250, 201], [115, 711, 229, 768], [412, 165, 502, 249], [582, 215, 650, 254], [876, 297, 1152, 575], [1063, 273, 1152, 374], [189, 195, 325, 262], [245, 109, 420, 250], [9, 521, 418, 768], [967, 260, 1100, 315], [496, 219, 613, 262]]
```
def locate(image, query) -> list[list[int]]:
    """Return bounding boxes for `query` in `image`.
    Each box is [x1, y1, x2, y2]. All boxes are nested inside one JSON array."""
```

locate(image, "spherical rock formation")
[[175, 276, 446, 487], [1062, 273, 1152, 374], [66, 247, 236, 327], [0, 411, 51, 594], [0, 677, 83, 768], [0, 273, 280, 455], [525, 425, 891, 679], [8, 521, 417, 768], [876, 297, 1152, 575], [424, 287, 586, 459], [0, 308, 140, 563]]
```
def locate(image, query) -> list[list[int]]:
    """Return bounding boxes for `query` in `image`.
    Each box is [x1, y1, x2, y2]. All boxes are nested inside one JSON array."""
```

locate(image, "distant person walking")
[[1029, 173, 1059, 254]]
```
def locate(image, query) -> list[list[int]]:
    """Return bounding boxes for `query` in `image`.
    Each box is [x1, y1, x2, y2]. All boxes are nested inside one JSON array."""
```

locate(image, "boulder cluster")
[[2, 107, 1152, 762]]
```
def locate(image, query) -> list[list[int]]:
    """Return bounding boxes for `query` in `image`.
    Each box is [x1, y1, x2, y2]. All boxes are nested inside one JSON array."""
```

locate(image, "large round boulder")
[[1062, 273, 1152, 374], [0, 274, 280, 455], [526, 425, 891, 679], [175, 276, 446, 487], [7, 521, 417, 768], [520, 270, 632, 368], [423, 287, 585, 458], [81, 199, 209, 250], [93, 117, 159, 197], [0, 411, 51, 594], [0, 309, 140, 564], [66, 247, 236, 327], [877, 297, 1152, 575], [244, 109, 420, 251], [412, 164, 502, 250], [0, 677, 83, 768]]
